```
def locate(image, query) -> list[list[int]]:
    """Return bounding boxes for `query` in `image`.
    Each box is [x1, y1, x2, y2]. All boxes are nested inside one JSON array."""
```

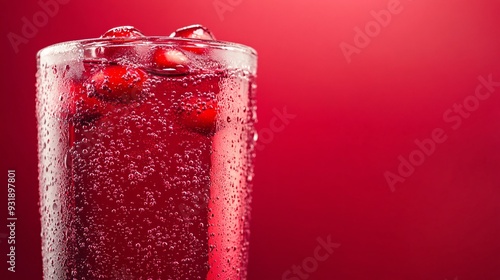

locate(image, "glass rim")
[[38, 37, 257, 58]]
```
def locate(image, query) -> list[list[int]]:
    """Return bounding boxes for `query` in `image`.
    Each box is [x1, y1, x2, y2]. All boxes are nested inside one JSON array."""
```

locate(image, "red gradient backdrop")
[[2, 0, 500, 279]]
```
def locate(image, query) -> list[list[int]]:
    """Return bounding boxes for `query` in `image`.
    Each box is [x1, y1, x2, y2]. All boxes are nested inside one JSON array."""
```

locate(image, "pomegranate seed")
[[170, 24, 215, 40], [101, 26, 144, 39], [153, 48, 188, 69], [180, 97, 218, 134], [170, 24, 215, 54], [67, 81, 104, 123], [90, 65, 147, 102]]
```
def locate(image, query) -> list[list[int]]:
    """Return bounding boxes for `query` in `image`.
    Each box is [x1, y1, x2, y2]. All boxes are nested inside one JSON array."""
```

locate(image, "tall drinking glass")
[[36, 35, 257, 279]]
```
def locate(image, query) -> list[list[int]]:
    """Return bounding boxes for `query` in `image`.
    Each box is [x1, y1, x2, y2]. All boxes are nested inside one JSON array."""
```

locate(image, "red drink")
[[37, 26, 257, 280]]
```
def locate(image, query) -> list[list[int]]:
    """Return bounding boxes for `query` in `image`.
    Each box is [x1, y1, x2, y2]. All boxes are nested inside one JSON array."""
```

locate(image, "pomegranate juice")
[[36, 26, 257, 280]]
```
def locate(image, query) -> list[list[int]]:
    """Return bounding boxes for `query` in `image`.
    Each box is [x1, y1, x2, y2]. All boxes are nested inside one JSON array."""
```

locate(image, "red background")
[[2, 0, 500, 279]]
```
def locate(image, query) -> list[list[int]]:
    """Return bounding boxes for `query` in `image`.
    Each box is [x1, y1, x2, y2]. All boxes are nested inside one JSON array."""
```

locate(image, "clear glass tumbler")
[[36, 36, 257, 279]]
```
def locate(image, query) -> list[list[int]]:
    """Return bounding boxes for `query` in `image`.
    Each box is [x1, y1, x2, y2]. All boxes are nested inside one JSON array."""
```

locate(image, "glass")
[[36, 37, 257, 279]]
